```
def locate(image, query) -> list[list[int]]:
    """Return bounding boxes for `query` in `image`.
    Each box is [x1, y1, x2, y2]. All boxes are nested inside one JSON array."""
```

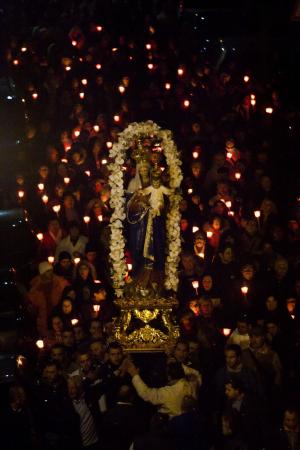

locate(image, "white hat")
[[38, 261, 53, 275]]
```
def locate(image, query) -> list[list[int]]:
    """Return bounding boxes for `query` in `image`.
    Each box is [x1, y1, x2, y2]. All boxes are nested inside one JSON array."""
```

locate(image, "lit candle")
[[85, 170, 91, 177], [127, 263, 133, 271], [250, 99, 256, 107], [192, 226, 199, 233], [32, 92, 38, 100], [265, 107, 273, 114], [93, 304, 101, 312], [183, 99, 190, 108], [36, 233, 43, 241], [235, 172, 241, 180], [106, 141, 113, 149], [206, 231, 213, 238], [83, 215, 90, 224], [71, 40, 77, 46], [61, 158, 68, 163], [118, 85, 125, 94], [177, 68, 184, 76], [36, 339, 44, 349], [38, 183, 44, 191], [71, 318, 79, 326], [165, 82, 171, 90], [96, 25, 102, 32], [146, 43, 151, 50], [114, 115, 120, 122], [199, 252, 205, 259], [223, 328, 231, 337], [226, 152, 232, 159], [13, 59, 19, 66], [74, 129, 80, 138], [94, 279, 101, 284], [147, 63, 154, 70], [241, 286, 248, 295], [254, 210, 261, 218], [228, 211, 235, 217], [97, 214, 103, 222], [74, 257, 81, 265], [42, 194, 49, 204], [79, 92, 85, 99], [21, 46, 27, 52], [65, 65, 71, 71], [64, 177, 70, 184], [225, 201, 232, 209], [243, 75, 250, 83], [18, 190, 25, 199], [188, 188, 193, 194], [192, 151, 199, 159], [192, 280, 199, 289], [95, 63, 102, 70], [48, 256, 54, 264], [93, 125, 99, 132], [81, 78, 88, 85], [101, 159, 108, 165]]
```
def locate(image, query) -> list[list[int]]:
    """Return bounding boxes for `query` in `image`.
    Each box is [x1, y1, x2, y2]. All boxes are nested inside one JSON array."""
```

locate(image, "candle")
[[225, 201, 232, 209], [79, 92, 85, 99], [83, 215, 90, 224], [96, 25, 102, 32], [146, 43, 152, 50], [32, 92, 38, 100], [118, 85, 125, 94], [52, 205, 61, 214], [226, 152, 232, 159], [93, 125, 99, 132], [206, 231, 213, 238], [61, 158, 68, 163], [71, 318, 79, 326], [192, 226, 199, 233], [94, 279, 101, 284], [251, 99, 256, 106], [81, 78, 88, 85], [254, 210, 261, 218], [265, 107, 273, 114], [192, 280, 199, 289], [223, 328, 231, 337], [243, 75, 250, 83], [235, 172, 241, 180], [147, 63, 154, 70], [74, 257, 81, 265], [127, 263, 133, 271], [36, 339, 44, 349], [65, 65, 71, 71], [64, 177, 70, 184], [42, 194, 49, 204], [199, 252, 205, 259], [95, 63, 102, 70], [114, 115, 120, 122], [106, 141, 113, 149], [241, 286, 248, 295], [13, 59, 19, 66], [71, 40, 77, 46], [188, 188, 193, 194], [38, 183, 44, 191], [18, 190, 25, 198], [48, 256, 54, 264], [165, 82, 171, 90], [93, 304, 101, 312], [183, 99, 190, 108], [192, 151, 199, 159], [36, 233, 43, 241], [21, 47, 27, 52], [177, 68, 184, 76], [101, 159, 108, 165], [228, 211, 235, 217], [85, 170, 91, 177], [74, 129, 80, 138], [97, 214, 103, 222]]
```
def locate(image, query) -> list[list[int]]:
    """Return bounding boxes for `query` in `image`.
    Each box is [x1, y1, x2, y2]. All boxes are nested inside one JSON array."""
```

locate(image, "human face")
[[275, 259, 288, 278], [62, 331, 74, 347], [266, 296, 278, 311], [67, 379, 78, 400], [242, 265, 254, 281], [202, 275, 212, 291], [189, 300, 200, 316], [225, 350, 240, 370], [43, 365, 58, 384], [62, 299, 73, 314], [180, 219, 188, 232], [64, 195, 74, 209], [41, 269, 53, 284], [237, 321, 248, 335], [39, 166, 49, 179], [52, 316, 63, 332], [60, 258, 71, 269], [49, 220, 60, 234], [108, 347, 123, 366], [174, 343, 189, 363], [284, 411, 299, 431], [90, 321, 102, 338], [181, 255, 194, 271], [191, 165, 201, 178], [51, 347, 65, 363], [225, 383, 239, 401], [79, 353, 92, 373], [266, 323, 278, 336], [212, 218, 221, 231], [79, 264, 89, 280], [73, 326, 85, 342], [94, 289, 107, 302], [69, 226, 79, 239], [90, 341, 105, 360], [250, 334, 264, 349], [223, 247, 233, 263], [200, 300, 213, 317]]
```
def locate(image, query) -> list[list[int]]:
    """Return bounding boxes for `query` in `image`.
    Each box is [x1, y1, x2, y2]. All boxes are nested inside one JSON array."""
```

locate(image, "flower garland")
[[109, 121, 183, 297]]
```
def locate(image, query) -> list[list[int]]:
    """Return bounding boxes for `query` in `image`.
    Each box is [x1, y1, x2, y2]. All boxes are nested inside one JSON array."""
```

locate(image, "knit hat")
[[39, 261, 53, 275]]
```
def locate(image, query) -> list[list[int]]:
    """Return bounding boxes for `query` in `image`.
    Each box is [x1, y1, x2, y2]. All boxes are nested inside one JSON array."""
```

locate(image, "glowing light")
[[206, 231, 213, 238], [18, 190, 25, 198], [83, 216, 90, 224], [64, 177, 70, 184], [127, 263, 133, 271], [251, 99, 256, 106], [192, 151, 199, 159], [71, 40, 77, 46], [13, 59, 19, 66], [192, 226, 199, 233], [102, 159, 108, 165], [188, 188, 193, 194], [74, 129, 80, 137], [146, 43, 151, 50], [71, 318, 79, 325], [243, 75, 250, 83], [36, 233, 43, 241], [226, 152, 232, 159], [235, 172, 241, 180], [118, 85, 125, 93], [85, 170, 91, 177], [65, 65, 71, 71], [106, 141, 113, 149], [183, 99, 190, 108], [254, 210, 261, 218], [32, 92, 38, 99], [93, 125, 99, 132], [177, 68, 184, 76], [36, 340, 44, 349], [114, 115, 120, 122], [225, 201, 232, 209], [96, 25, 102, 32], [223, 328, 231, 336], [165, 82, 171, 90], [47, 256, 54, 264], [192, 280, 199, 289], [95, 63, 102, 70], [52, 205, 61, 213], [79, 92, 85, 99], [38, 183, 44, 191], [21, 47, 27, 52], [97, 214, 103, 222], [241, 286, 248, 295], [81, 78, 88, 85], [42, 195, 48, 204], [93, 304, 101, 312], [147, 63, 154, 70], [265, 107, 273, 114], [74, 258, 81, 265]]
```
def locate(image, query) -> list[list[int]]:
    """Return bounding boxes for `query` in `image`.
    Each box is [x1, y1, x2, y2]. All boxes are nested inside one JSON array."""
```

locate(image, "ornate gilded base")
[[113, 297, 180, 352]]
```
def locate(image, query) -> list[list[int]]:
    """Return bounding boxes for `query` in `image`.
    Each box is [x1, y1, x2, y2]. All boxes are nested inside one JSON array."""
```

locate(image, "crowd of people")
[[1, 1, 300, 449]]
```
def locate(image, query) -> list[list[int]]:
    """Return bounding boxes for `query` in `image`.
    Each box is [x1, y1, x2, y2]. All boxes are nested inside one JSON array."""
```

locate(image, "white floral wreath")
[[109, 121, 183, 298]]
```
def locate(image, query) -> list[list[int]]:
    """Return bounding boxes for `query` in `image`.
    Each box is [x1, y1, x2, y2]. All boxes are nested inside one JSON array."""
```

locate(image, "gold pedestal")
[[113, 297, 180, 352]]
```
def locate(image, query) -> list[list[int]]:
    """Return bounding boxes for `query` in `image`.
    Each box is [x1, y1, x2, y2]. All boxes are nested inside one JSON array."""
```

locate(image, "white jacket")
[[132, 374, 199, 417]]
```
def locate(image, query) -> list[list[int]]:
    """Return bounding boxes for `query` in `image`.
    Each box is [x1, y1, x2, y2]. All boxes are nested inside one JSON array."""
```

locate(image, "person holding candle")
[[55, 221, 88, 261]]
